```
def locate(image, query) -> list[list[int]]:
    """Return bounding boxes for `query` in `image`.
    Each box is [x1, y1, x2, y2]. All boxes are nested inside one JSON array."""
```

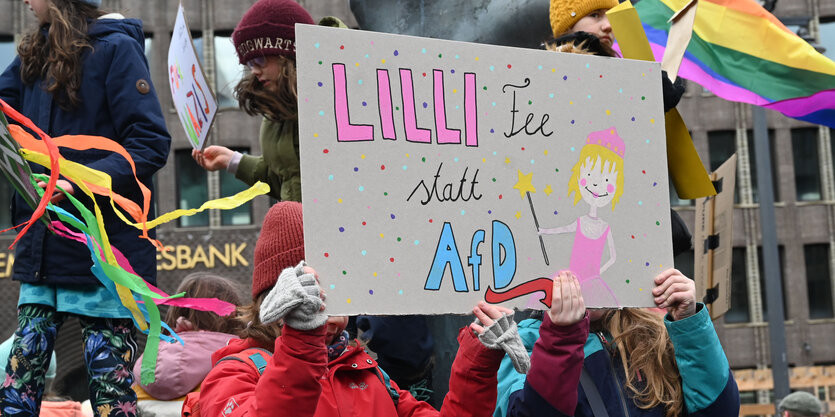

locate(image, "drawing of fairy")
[[538, 127, 625, 306]]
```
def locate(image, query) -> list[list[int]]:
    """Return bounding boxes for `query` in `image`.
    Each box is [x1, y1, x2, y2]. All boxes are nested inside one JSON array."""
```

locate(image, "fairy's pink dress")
[[568, 218, 619, 306]]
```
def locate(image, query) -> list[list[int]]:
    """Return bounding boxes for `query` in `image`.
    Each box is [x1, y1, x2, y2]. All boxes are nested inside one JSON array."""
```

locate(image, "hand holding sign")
[[191, 146, 234, 171], [653, 268, 696, 321], [547, 271, 587, 327]]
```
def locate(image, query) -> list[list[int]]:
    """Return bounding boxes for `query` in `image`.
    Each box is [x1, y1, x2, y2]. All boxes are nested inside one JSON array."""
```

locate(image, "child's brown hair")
[[234, 56, 299, 121], [235, 291, 281, 349], [17, 0, 105, 110], [165, 273, 245, 335]]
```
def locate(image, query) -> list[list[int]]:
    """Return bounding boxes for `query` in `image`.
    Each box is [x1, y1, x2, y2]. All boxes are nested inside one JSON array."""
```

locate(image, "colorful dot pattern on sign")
[[296, 25, 673, 313]]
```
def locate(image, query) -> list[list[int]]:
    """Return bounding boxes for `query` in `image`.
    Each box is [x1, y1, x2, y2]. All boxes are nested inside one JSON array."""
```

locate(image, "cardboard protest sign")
[[168, 4, 216, 150], [695, 154, 736, 320], [0, 112, 50, 223], [297, 25, 674, 314]]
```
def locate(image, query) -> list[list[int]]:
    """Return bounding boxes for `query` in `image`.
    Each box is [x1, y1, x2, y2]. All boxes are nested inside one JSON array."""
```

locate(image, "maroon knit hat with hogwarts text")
[[251, 202, 305, 299], [232, 0, 314, 64]]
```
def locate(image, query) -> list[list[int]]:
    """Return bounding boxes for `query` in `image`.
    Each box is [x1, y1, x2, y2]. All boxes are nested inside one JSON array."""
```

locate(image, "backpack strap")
[[182, 348, 273, 417], [214, 348, 273, 375], [580, 367, 610, 417], [372, 366, 400, 406]]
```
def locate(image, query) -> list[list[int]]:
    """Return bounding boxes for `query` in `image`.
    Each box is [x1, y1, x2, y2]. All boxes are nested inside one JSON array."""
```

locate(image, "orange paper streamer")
[[7, 117, 160, 249]]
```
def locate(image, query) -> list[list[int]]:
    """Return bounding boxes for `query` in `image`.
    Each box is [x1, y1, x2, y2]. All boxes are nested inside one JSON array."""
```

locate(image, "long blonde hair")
[[602, 309, 684, 417]]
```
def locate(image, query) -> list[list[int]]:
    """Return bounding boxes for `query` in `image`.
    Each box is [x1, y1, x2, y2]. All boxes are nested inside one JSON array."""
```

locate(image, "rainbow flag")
[[634, 0, 835, 128]]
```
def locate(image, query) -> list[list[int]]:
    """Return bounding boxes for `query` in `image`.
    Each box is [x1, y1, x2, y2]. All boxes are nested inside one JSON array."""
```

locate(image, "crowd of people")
[[0, 0, 769, 416]]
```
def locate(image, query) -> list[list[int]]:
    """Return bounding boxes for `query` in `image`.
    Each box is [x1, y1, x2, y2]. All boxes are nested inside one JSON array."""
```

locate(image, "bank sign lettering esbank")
[[0, 243, 249, 278]]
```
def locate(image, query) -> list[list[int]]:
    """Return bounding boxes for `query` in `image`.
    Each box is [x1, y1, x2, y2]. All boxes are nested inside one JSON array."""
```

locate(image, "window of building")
[[215, 33, 245, 109], [143, 35, 153, 69], [669, 178, 693, 206], [830, 128, 835, 196], [804, 244, 834, 319], [792, 128, 822, 202], [219, 147, 252, 226], [0, 35, 15, 71], [175, 149, 209, 227], [745, 129, 779, 203], [709, 129, 779, 204], [725, 247, 750, 323], [756, 245, 787, 320], [708, 130, 736, 171], [820, 18, 835, 62], [738, 390, 757, 405], [192, 34, 204, 64], [708, 130, 740, 204]]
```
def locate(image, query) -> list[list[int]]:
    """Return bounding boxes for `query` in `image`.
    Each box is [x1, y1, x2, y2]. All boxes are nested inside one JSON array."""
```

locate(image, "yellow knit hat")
[[549, 0, 619, 38]]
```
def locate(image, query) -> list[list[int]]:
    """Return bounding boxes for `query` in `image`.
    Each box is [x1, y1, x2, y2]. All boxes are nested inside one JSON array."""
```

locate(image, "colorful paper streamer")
[[1, 97, 265, 384]]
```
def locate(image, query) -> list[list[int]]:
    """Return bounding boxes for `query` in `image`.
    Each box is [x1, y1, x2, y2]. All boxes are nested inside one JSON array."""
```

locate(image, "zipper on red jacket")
[[597, 331, 631, 417]]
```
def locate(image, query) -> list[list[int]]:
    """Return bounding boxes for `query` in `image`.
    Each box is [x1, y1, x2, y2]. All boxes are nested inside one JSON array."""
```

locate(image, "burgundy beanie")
[[232, 0, 314, 64], [251, 202, 305, 299]]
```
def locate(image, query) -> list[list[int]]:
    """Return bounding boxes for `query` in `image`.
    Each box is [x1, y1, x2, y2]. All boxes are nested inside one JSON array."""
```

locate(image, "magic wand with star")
[[513, 170, 549, 265]]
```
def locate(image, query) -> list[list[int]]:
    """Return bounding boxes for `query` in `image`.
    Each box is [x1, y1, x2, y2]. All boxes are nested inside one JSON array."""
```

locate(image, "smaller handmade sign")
[[0, 112, 50, 223], [694, 154, 736, 319], [168, 4, 217, 150]]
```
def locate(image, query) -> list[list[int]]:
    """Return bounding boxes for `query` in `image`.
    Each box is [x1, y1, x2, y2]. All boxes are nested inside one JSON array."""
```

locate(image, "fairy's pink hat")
[[586, 127, 625, 157]]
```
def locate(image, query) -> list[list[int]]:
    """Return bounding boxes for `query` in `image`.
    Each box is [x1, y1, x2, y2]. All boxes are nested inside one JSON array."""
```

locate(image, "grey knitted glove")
[[475, 313, 530, 374], [259, 261, 327, 330]]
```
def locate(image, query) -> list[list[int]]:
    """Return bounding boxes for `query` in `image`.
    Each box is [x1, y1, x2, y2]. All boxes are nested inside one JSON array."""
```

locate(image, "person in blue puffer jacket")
[[494, 269, 740, 417], [0, 0, 170, 416]]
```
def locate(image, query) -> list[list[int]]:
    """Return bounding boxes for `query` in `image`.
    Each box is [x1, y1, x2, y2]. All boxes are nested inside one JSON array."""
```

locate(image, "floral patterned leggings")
[[0, 304, 138, 417]]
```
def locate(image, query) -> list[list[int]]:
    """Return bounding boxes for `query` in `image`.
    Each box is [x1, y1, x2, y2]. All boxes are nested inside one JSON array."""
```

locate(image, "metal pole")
[[751, 105, 790, 403]]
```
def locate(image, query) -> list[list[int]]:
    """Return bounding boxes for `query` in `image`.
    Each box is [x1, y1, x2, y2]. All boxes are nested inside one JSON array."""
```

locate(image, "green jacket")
[[236, 117, 301, 202], [233, 16, 348, 202]]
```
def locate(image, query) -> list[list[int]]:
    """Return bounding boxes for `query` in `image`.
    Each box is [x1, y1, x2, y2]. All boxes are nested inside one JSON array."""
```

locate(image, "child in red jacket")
[[193, 202, 529, 417]]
